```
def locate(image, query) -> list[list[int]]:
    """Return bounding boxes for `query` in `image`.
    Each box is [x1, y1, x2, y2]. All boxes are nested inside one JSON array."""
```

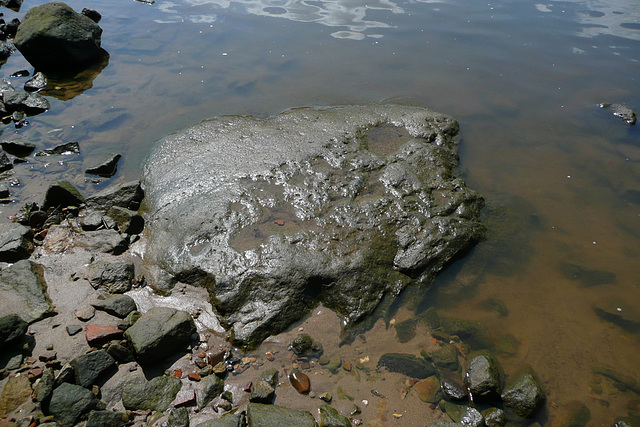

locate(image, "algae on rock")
[[142, 105, 484, 348]]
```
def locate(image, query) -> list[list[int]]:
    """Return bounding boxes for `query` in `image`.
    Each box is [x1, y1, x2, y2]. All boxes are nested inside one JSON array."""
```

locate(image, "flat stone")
[[0, 260, 55, 323], [413, 375, 442, 403], [84, 180, 144, 213], [85, 153, 121, 178], [173, 387, 196, 408], [142, 105, 484, 349], [122, 375, 182, 412], [66, 324, 83, 336], [246, 402, 317, 427], [75, 229, 129, 255], [85, 324, 123, 346], [377, 353, 435, 379], [35, 141, 80, 156], [76, 306, 96, 321], [91, 294, 137, 318], [0, 223, 31, 262], [86, 410, 130, 427], [70, 349, 116, 388]]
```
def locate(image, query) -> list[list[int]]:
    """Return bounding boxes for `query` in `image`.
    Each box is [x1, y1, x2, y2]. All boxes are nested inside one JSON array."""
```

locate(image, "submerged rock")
[[501, 371, 545, 418], [142, 105, 484, 348], [377, 352, 435, 379]]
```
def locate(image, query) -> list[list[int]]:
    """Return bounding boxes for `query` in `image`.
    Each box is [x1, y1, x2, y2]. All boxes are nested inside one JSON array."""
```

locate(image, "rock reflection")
[[156, 0, 404, 39], [40, 51, 110, 101]]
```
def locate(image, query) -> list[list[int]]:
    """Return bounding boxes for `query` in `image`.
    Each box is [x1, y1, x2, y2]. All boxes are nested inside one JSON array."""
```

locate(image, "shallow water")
[[1, 0, 639, 423]]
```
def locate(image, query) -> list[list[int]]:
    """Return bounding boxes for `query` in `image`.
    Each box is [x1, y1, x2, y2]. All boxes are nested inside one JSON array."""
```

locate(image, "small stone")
[[173, 368, 182, 378], [24, 72, 47, 92], [343, 360, 352, 371], [173, 388, 196, 407], [39, 350, 57, 362], [289, 370, 310, 394], [85, 153, 121, 178], [188, 372, 201, 381], [76, 306, 96, 321], [265, 350, 275, 361], [85, 324, 124, 346], [319, 392, 332, 402]]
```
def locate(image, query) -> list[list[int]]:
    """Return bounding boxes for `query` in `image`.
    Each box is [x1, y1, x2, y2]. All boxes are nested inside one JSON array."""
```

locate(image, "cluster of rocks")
[[0, 74, 49, 128]]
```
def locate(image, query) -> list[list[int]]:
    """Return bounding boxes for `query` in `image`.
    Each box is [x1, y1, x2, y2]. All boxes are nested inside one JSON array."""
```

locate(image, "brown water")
[[1, 0, 639, 424]]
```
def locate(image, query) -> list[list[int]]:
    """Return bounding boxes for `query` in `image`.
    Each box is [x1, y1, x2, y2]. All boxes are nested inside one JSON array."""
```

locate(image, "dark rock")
[[42, 180, 84, 210], [80, 210, 106, 231], [0, 223, 32, 262], [48, 383, 98, 427], [246, 402, 317, 427], [24, 72, 48, 92], [70, 349, 116, 388], [33, 367, 55, 404], [81, 8, 101, 23], [14, 2, 104, 72], [249, 368, 278, 403], [394, 317, 417, 343], [142, 105, 484, 349], [482, 408, 506, 427], [0, 313, 28, 346], [10, 70, 30, 78], [91, 294, 137, 318], [559, 262, 616, 287], [35, 141, 80, 156], [123, 307, 196, 363], [0, 183, 8, 198], [4, 18, 20, 38], [0, 149, 12, 172], [85, 261, 134, 293], [85, 153, 121, 178], [197, 373, 224, 408], [22, 93, 50, 114], [478, 297, 509, 317], [1, 140, 36, 156], [106, 206, 144, 234], [615, 416, 640, 427], [0, 260, 55, 323], [600, 103, 636, 125], [460, 407, 484, 427], [196, 412, 244, 427], [86, 410, 129, 427], [291, 333, 322, 356], [591, 365, 640, 394], [466, 353, 503, 403], [319, 404, 350, 427], [2, 88, 27, 111], [0, 41, 13, 60], [75, 229, 129, 254], [501, 371, 545, 418], [54, 363, 75, 387], [105, 342, 134, 363], [85, 180, 144, 213], [439, 368, 467, 401], [121, 375, 182, 412], [377, 353, 435, 379], [413, 375, 441, 403], [66, 324, 83, 336]]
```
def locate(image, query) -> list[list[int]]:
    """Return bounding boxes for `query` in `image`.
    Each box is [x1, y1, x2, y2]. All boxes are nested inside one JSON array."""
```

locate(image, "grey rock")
[[54, 363, 76, 387], [460, 407, 484, 427], [482, 408, 506, 427], [81, 8, 102, 24], [0, 184, 9, 199], [0, 150, 12, 172], [600, 103, 636, 125], [75, 306, 95, 321], [105, 342, 134, 363], [1, 140, 36, 156], [0, 314, 28, 346], [35, 141, 80, 156], [197, 373, 224, 409], [5, 353, 23, 370], [142, 105, 484, 349], [501, 371, 545, 418], [0, 260, 55, 323], [14, 1, 104, 72], [247, 402, 317, 427], [319, 404, 351, 427], [466, 353, 503, 403], [22, 93, 50, 114], [249, 368, 278, 403], [70, 349, 116, 388], [48, 383, 98, 427], [196, 412, 243, 427], [80, 210, 106, 231], [168, 407, 190, 427], [33, 367, 55, 404], [91, 294, 137, 318], [42, 180, 85, 210], [0, 223, 33, 261], [0, 41, 13, 60], [86, 410, 129, 427], [106, 206, 144, 234], [85, 261, 134, 293], [2, 89, 27, 111], [66, 324, 83, 336], [24, 72, 48, 92], [75, 229, 129, 254], [85, 153, 121, 178], [123, 307, 195, 363], [439, 368, 467, 401], [377, 353, 435, 379], [121, 375, 182, 412], [85, 180, 144, 213]]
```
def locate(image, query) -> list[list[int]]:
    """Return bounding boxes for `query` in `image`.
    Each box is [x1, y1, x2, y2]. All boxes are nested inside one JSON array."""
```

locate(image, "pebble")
[[265, 351, 275, 361], [187, 372, 201, 381], [289, 370, 310, 394]]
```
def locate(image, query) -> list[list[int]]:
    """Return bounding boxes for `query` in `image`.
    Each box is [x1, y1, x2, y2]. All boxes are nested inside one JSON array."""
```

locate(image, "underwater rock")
[[142, 105, 484, 349], [289, 370, 310, 394]]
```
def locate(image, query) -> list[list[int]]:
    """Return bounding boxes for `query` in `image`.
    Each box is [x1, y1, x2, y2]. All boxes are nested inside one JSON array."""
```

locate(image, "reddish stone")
[[28, 367, 43, 379], [289, 370, 310, 394], [187, 372, 201, 381], [274, 219, 285, 226], [85, 324, 123, 346], [173, 369, 183, 378], [173, 388, 196, 407], [207, 350, 226, 366], [243, 382, 252, 392]]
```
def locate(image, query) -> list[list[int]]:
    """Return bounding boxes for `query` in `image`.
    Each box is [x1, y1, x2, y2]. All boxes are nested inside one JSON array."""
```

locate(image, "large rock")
[[91, 294, 137, 318], [70, 349, 116, 388], [0, 313, 28, 347], [142, 105, 484, 348], [14, 1, 104, 72], [466, 353, 503, 403], [501, 371, 545, 418], [0, 223, 33, 261], [0, 374, 32, 417], [85, 261, 134, 293], [42, 180, 85, 210], [197, 374, 224, 409], [84, 180, 144, 213], [48, 383, 98, 427], [123, 307, 195, 362], [246, 402, 317, 427], [121, 375, 182, 412], [0, 260, 56, 323]]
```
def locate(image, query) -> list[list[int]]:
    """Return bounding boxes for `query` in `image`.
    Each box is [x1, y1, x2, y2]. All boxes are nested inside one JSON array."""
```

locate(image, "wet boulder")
[[246, 402, 317, 427], [142, 105, 484, 349], [466, 353, 503, 403], [85, 180, 144, 213], [197, 374, 224, 409], [0, 260, 56, 323], [123, 307, 195, 363], [249, 368, 279, 403], [14, 2, 105, 72], [501, 371, 545, 418], [48, 383, 98, 427]]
